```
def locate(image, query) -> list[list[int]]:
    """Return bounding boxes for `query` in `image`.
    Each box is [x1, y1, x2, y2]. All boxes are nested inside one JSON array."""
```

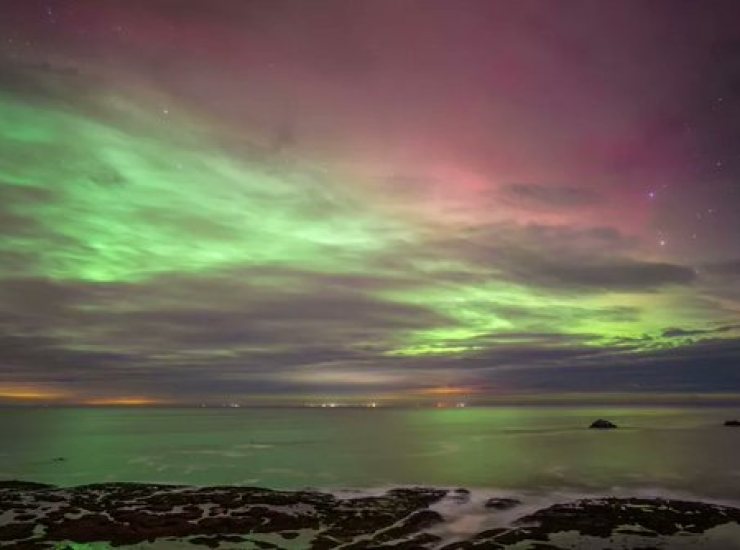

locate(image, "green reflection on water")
[[0, 407, 737, 498]]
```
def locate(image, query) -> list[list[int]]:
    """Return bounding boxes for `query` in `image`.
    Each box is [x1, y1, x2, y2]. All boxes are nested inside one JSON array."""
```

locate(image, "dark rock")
[[0, 522, 36, 542], [14, 483, 444, 547], [484, 497, 521, 510], [440, 538, 504, 549], [589, 419, 618, 429], [616, 527, 658, 537], [44, 514, 141, 546], [375, 533, 442, 548], [506, 498, 740, 542], [0, 480, 55, 490], [3, 482, 740, 549], [440, 528, 508, 548], [197, 515, 260, 534], [254, 508, 320, 532], [724, 419, 740, 426], [473, 528, 508, 540], [310, 535, 343, 549], [388, 510, 444, 534], [442, 497, 740, 548]]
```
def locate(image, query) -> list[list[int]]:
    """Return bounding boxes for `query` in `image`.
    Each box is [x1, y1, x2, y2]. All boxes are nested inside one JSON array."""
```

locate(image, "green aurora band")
[[0, 89, 737, 377], [379, 281, 696, 356], [0, 93, 403, 283]]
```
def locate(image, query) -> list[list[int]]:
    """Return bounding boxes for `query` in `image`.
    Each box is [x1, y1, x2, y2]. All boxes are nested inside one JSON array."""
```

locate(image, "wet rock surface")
[[441, 498, 740, 549], [0, 482, 446, 549], [1, 482, 739, 548]]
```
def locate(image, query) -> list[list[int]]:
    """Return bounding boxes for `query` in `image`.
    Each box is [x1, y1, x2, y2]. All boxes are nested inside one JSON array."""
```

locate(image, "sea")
[[3, 406, 740, 548], [1, 405, 739, 501]]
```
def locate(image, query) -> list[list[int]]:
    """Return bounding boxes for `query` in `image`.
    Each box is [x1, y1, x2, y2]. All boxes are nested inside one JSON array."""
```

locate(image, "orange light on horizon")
[[83, 397, 163, 406], [0, 387, 67, 400], [417, 386, 475, 396]]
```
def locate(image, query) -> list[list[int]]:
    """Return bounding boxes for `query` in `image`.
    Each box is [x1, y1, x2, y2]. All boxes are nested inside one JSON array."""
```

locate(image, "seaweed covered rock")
[[2, 482, 740, 549]]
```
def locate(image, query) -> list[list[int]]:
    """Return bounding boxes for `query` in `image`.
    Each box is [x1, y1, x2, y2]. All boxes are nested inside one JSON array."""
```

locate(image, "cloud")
[[491, 338, 740, 393], [705, 259, 740, 277], [502, 183, 601, 208], [662, 324, 740, 338], [662, 327, 714, 338], [540, 260, 696, 290], [422, 224, 694, 291]]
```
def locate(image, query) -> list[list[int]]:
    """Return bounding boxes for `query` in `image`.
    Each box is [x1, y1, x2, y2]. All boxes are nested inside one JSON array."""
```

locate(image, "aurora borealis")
[[1, 0, 740, 405]]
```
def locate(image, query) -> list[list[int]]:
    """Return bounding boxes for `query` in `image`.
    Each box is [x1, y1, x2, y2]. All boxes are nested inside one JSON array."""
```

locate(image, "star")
[[45, 5, 56, 24]]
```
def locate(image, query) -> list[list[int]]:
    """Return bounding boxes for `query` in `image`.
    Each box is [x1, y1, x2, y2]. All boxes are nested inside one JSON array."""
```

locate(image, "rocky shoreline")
[[1, 481, 740, 549]]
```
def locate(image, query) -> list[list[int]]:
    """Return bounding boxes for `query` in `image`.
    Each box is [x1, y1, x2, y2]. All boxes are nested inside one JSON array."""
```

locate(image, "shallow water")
[[1, 406, 739, 501]]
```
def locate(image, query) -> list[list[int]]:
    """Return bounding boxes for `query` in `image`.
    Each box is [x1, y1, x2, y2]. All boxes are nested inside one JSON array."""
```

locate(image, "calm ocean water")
[[1, 406, 739, 502]]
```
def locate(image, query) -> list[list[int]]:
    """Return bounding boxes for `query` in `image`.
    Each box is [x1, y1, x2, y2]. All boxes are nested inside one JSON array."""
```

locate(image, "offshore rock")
[[589, 418, 618, 429]]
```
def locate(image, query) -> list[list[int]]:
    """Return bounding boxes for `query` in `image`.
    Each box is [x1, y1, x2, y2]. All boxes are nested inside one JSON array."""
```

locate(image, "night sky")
[[1, 0, 740, 405]]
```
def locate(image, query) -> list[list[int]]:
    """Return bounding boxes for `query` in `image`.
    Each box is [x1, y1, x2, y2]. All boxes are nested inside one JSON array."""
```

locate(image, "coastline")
[[2, 481, 740, 549]]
